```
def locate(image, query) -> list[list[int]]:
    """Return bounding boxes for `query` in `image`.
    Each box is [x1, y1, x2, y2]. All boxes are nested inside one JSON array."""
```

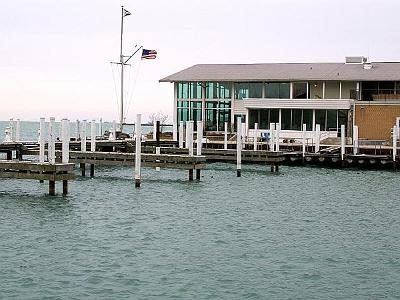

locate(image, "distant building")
[[160, 57, 400, 140]]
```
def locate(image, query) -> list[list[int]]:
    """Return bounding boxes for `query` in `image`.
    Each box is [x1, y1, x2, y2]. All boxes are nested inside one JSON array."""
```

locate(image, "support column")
[[179, 121, 184, 149], [197, 121, 203, 156], [48, 117, 56, 164], [187, 121, 194, 156], [49, 181, 55, 196], [353, 125, 359, 155], [81, 120, 87, 151], [315, 124, 320, 153], [135, 114, 142, 188], [393, 125, 397, 170], [224, 122, 228, 150], [341, 124, 346, 163], [91, 120, 96, 152], [302, 123, 307, 160], [62, 180, 68, 195], [61, 119, 70, 163], [39, 118, 45, 163], [237, 117, 242, 177], [90, 164, 95, 177], [80, 163, 86, 177], [253, 123, 258, 151], [188, 169, 194, 181], [196, 169, 201, 180]]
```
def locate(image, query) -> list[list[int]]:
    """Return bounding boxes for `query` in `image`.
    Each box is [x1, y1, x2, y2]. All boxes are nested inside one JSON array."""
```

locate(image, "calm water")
[[1, 122, 400, 299]]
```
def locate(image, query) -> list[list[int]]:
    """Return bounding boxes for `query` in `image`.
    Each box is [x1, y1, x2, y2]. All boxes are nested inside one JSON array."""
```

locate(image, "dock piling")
[[253, 123, 258, 150], [80, 163, 86, 177], [49, 180, 55, 196], [197, 121, 203, 156], [187, 121, 194, 156], [302, 123, 306, 161], [15, 119, 21, 142], [237, 117, 242, 177], [48, 117, 56, 164], [39, 118, 45, 163], [393, 125, 397, 169], [353, 125, 359, 155], [341, 125, 346, 162], [63, 180, 68, 195], [61, 119, 70, 164], [179, 121, 184, 149], [81, 120, 87, 151], [91, 120, 96, 152], [224, 122, 228, 150], [134, 114, 142, 188], [315, 124, 320, 153]]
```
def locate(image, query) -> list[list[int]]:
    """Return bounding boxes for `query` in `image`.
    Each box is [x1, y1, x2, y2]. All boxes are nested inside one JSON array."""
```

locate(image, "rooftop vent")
[[345, 56, 367, 64], [363, 62, 373, 70]]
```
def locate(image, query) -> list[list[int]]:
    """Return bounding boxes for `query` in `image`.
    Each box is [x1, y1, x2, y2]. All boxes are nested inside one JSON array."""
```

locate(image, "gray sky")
[[1, 0, 399, 122]]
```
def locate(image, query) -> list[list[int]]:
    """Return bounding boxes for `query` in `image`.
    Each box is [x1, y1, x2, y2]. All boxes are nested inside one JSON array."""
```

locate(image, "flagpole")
[[120, 6, 125, 131]]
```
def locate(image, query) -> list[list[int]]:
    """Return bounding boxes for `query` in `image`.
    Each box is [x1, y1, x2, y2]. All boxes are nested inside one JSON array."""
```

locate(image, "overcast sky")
[[1, 0, 400, 122]]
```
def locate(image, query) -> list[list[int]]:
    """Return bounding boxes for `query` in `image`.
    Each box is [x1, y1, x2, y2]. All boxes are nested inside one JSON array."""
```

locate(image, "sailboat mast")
[[119, 6, 125, 131]]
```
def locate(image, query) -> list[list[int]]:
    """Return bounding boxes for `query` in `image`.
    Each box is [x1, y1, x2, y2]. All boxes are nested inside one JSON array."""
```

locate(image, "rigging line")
[[110, 63, 121, 114], [125, 58, 142, 117]]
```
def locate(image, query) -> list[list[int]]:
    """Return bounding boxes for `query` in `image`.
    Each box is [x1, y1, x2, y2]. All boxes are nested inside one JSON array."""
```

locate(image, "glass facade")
[[234, 82, 263, 99], [205, 101, 231, 131], [178, 82, 202, 99], [248, 109, 280, 129], [293, 82, 308, 99], [205, 82, 231, 99], [265, 82, 290, 99]]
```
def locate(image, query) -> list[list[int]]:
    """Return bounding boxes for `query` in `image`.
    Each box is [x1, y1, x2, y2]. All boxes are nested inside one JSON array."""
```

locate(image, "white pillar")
[[269, 123, 275, 152], [179, 121, 184, 149], [237, 117, 242, 177], [39, 118, 45, 163], [396, 117, 400, 139], [188, 121, 194, 156], [353, 125, 359, 155], [155, 146, 160, 172], [15, 119, 21, 142], [302, 124, 307, 157], [4, 127, 11, 143], [185, 121, 189, 149], [112, 120, 117, 140], [81, 120, 87, 151], [241, 122, 246, 150], [48, 117, 56, 164], [99, 118, 103, 137], [9, 118, 14, 141], [91, 120, 96, 152], [253, 123, 258, 150], [393, 125, 397, 162], [153, 119, 157, 140], [61, 119, 70, 163], [76, 120, 80, 140], [341, 124, 346, 161], [197, 121, 203, 156], [135, 114, 142, 187], [315, 124, 320, 153], [224, 122, 228, 150], [275, 123, 280, 152]]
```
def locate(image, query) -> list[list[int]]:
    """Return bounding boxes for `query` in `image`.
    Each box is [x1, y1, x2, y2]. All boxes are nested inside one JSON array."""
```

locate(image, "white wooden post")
[[269, 123, 275, 152], [4, 127, 11, 143], [315, 124, 320, 153], [99, 118, 103, 137], [81, 120, 87, 151], [197, 121, 203, 156], [153, 118, 157, 140], [15, 119, 21, 142], [353, 125, 359, 155], [185, 121, 190, 149], [224, 122, 228, 150], [275, 123, 280, 152], [302, 123, 307, 157], [396, 117, 400, 139], [61, 119, 70, 163], [341, 124, 346, 161], [155, 146, 160, 172], [179, 121, 184, 149], [135, 114, 142, 187], [253, 123, 258, 150], [76, 120, 80, 140], [241, 122, 246, 150], [393, 125, 397, 162], [48, 117, 56, 164], [237, 117, 242, 177], [39, 118, 45, 163], [188, 121, 194, 156], [112, 120, 117, 140], [9, 118, 14, 141], [91, 120, 96, 152], [173, 118, 178, 141]]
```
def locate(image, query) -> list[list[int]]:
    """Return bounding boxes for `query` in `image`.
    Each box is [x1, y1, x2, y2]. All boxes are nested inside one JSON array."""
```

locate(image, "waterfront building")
[[160, 57, 400, 141]]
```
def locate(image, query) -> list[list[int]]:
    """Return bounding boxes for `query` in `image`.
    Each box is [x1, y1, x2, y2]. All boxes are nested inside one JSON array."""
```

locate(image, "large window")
[[205, 82, 231, 99], [293, 82, 308, 99], [205, 101, 231, 131], [362, 81, 396, 101], [315, 109, 346, 131], [177, 101, 202, 130], [178, 82, 202, 99], [248, 109, 280, 129], [265, 82, 290, 99], [234, 82, 263, 99]]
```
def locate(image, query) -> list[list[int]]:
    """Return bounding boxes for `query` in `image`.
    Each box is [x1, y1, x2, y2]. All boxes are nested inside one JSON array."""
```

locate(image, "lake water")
[[1, 121, 400, 299]]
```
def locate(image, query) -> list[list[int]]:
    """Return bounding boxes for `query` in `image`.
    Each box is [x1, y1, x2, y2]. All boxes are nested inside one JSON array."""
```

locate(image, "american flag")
[[141, 49, 157, 60]]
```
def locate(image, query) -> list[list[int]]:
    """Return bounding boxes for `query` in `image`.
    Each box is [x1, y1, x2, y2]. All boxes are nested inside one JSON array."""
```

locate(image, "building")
[[160, 57, 400, 141]]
